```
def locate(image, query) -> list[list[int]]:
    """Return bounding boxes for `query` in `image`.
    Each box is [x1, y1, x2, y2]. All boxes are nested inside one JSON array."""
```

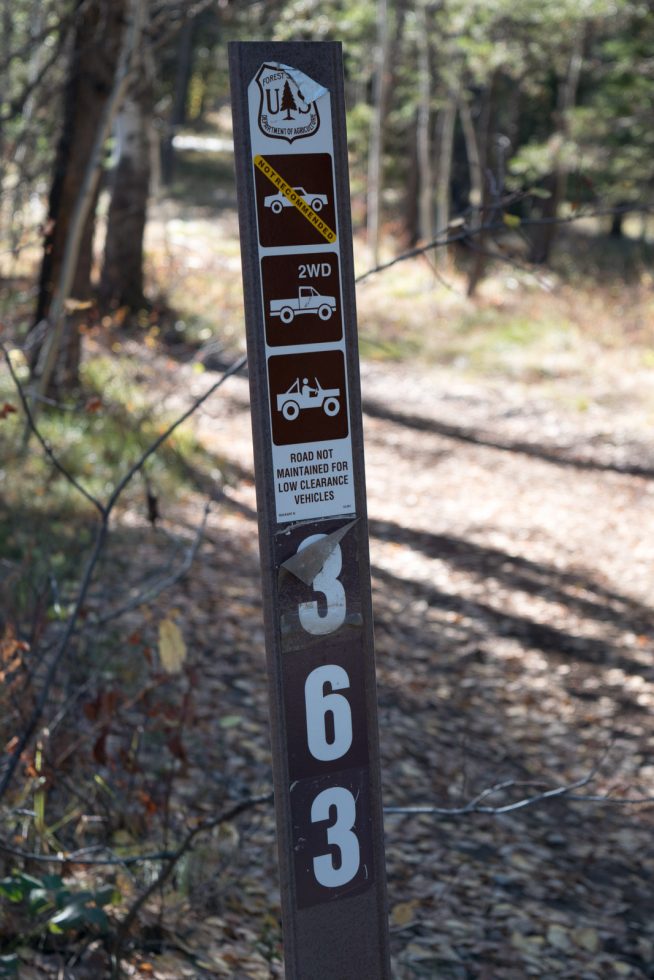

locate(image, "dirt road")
[[156, 349, 654, 979]]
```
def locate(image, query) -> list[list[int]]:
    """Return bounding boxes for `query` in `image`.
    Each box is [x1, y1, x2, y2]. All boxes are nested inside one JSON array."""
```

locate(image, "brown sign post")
[[229, 42, 390, 979]]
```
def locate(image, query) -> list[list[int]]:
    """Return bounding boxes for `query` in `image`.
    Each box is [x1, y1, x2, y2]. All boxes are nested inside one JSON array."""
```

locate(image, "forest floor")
[[3, 155, 654, 978], [59, 318, 654, 978]]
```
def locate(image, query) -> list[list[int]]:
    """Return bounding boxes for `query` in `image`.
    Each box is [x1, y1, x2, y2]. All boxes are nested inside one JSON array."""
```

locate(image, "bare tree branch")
[[0, 838, 179, 866], [1, 340, 104, 514], [0, 354, 247, 803], [355, 201, 654, 285], [1, 763, 652, 870], [384, 767, 654, 816], [87, 499, 212, 627], [104, 355, 247, 516], [0, 18, 71, 126], [110, 791, 273, 978]]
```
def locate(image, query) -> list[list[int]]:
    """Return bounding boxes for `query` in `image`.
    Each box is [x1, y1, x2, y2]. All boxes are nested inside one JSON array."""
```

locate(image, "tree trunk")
[[0, 0, 13, 188], [459, 94, 483, 228], [463, 77, 496, 298], [365, 0, 410, 255], [100, 32, 155, 312], [404, 116, 419, 246], [609, 211, 624, 238], [160, 14, 195, 185], [35, 0, 128, 321], [366, 0, 391, 265], [416, 5, 432, 244], [434, 95, 456, 263], [32, 0, 128, 391], [33, 0, 146, 396], [529, 31, 584, 264]]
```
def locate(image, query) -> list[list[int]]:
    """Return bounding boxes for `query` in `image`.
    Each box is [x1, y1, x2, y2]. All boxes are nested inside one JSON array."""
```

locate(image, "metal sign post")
[[229, 42, 390, 979]]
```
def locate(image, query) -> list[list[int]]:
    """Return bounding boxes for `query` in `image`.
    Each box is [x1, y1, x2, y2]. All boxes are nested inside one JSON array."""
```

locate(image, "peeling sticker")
[[275, 63, 328, 105], [280, 519, 357, 586], [255, 62, 326, 144]]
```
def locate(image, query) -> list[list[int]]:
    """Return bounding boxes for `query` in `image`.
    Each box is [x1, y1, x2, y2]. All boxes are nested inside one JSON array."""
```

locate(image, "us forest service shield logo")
[[256, 64, 320, 143]]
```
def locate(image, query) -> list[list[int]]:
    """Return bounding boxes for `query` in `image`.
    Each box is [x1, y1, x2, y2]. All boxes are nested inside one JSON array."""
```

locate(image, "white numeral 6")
[[304, 664, 353, 762]]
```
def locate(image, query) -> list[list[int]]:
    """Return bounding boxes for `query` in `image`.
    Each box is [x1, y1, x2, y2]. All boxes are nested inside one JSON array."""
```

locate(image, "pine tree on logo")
[[281, 80, 297, 120]]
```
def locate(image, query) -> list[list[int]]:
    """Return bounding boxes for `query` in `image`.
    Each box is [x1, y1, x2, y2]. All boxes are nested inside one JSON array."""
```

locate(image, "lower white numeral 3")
[[311, 786, 360, 887]]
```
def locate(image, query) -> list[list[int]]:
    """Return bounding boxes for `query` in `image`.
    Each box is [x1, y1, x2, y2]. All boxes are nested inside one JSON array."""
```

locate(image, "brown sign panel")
[[261, 252, 343, 348], [290, 767, 374, 909], [281, 637, 369, 782], [268, 350, 349, 446], [255, 153, 337, 247], [277, 518, 363, 654]]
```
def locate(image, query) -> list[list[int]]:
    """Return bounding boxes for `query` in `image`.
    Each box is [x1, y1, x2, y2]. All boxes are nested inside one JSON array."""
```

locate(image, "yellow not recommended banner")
[[254, 154, 337, 244]]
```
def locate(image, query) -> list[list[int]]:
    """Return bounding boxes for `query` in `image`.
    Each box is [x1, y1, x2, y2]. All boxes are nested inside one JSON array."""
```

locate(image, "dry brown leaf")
[[158, 617, 187, 674], [572, 926, 600, 953], [547, 924, 571, 951], [63, 297, 94, 312], [509, 851, 533, 871], [391, 899, 419, 927]]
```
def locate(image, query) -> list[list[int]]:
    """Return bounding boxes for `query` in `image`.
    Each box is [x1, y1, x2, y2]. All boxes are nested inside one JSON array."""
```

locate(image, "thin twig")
[[87, 498, 212, 627], [110, 792, 273, 978], [1, 341, 104, 514], [0, 523, 109, 801], [104, 354, 247, 515], [461, 236, 556, 291], [355, 202, 654, 284], [2, 764, 653, 871], [383, 767, 654, 816], [0, 355, 247, 803], [0, 838, 178, 866]]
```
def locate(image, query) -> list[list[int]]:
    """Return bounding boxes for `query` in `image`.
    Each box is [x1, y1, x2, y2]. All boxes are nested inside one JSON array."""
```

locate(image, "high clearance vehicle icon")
[[276, 377, 341, 420], [263, 186, 328, 214]]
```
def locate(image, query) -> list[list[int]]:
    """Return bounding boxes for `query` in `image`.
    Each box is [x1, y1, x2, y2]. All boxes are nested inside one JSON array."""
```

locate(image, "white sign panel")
[[247, 63, 356, 523]]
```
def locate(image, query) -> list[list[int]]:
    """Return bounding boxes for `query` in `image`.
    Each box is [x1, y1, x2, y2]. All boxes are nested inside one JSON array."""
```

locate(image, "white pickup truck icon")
[[276, 378, 341, 420], [264, 187, 328, 214], [269, 286, 336, 324]]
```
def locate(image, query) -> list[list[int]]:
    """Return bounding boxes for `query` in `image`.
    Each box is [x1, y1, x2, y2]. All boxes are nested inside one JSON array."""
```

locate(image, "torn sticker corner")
[[275, 63, 328, 103], [280, 519, 358, 587]]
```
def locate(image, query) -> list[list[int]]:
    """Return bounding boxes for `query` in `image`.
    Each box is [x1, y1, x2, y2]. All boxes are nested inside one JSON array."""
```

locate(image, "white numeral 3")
[[311, 786, 360, 887]]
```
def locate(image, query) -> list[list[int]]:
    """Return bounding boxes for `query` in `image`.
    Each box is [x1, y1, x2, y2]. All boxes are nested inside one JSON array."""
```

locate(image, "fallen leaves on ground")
[[8, 349, 653, 979]]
